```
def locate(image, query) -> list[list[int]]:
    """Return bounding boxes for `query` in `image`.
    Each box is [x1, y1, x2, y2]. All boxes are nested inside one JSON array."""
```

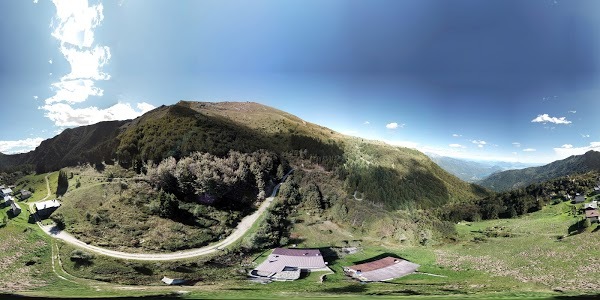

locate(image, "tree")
[[56, 170, 69, 196], [584, 218, 592, 229], [276, 164, 286, 181], [157, 190, 178, 219], [51, 213, 65, 229]]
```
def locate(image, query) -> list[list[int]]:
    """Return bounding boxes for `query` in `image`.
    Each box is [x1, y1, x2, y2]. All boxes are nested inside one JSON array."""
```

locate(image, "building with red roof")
[[344, 256, 419, 282]]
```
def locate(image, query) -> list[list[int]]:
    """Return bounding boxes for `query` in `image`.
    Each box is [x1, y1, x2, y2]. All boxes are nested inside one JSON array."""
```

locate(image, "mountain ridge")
[[1, 101, 486, 209], [478, 150, 600, 191]]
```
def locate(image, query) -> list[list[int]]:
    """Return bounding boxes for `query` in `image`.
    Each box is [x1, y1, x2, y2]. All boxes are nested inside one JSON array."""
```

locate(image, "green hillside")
[[1, 101, 489, 255], [2, 101, 485, 211], [479, 150, 600, 192]]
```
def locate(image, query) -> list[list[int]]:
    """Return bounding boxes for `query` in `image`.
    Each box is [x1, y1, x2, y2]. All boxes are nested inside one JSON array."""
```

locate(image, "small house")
[[584, 201, 598, 210], [20, 190, 32, 200], [586, 209, 600, 223], [10, 202, 21, 216], [3, 196, 14, 206], [251, 248, 329, 281], [161, 276, 187, 285], [1, 188, 13, 197], [574, 194, 585, 204], [35, 199, 61, 218], [344, 256, 420, 282]]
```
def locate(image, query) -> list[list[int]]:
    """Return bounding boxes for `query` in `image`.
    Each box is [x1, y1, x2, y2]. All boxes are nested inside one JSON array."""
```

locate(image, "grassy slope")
[[4, 179, 597, 299], [442, 201, 600, 292], [53, 166, 230, 252]]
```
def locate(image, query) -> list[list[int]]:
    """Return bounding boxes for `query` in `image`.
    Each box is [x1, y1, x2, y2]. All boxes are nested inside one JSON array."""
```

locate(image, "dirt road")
[[36, 169, 293, 261]]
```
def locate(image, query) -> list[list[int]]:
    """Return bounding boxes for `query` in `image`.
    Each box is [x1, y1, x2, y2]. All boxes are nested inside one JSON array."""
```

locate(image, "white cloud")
[[45, 79, 104, 104], [386, 122, 404, 129], [51, 0, 104, 48], [33, 95, 38, 100], [531, 114, 572, 125], [383, 139, 419, 149], [40, 0, 152, 128], [0, 138, 44, 154], [452, 133, 462, 137], [41, 102, 156, 127], [581, 134, 590, 138], [136, 102, 155, 113], [33, 0, 39, 3], [471, 140, 487, 148], [48, 59, 53, 64], [363, 121, 370, 125], [568, 110, 577, 114], [554, 142, 600, 159], [512, 142, 521, 147], [449, 144, 465, 148], [523, 148, 536, 152], [60, 45, 111, 81]]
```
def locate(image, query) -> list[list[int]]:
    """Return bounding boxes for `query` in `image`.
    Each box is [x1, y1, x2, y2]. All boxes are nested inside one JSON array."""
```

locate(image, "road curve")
[[35, 169, 293, 261]]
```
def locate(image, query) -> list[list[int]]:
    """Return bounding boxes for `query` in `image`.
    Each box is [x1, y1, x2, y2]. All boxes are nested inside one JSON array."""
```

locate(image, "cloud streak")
[[471, 140, 487, 148], [531, 114, 572, 125], [554, 142, 600, 158], [0, 138, 45, 154], [386, 122, 404, 129], [41, 102, 155, 127], [449, 143, 466, 148], [42, 0, 155, 127]]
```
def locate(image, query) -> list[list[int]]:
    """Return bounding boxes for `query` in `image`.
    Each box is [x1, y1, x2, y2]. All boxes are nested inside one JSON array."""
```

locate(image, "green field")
[[3, 171, 600, 299]]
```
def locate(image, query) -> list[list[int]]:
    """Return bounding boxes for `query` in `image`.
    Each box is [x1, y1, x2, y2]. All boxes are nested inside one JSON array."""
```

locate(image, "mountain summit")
[[1, 101, 487, 209]]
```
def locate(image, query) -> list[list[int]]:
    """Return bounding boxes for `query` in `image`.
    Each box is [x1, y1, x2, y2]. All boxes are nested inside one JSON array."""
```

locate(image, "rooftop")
[[35, 199, 61, 211], [346, 257, 420, 282], [585, 210, 599, 218], [254, 248, 327, 275], [272, 248, 322, 257]]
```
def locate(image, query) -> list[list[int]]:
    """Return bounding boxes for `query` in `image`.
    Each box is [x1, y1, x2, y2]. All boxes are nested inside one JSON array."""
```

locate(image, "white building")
[[251, 248, 329, 281]]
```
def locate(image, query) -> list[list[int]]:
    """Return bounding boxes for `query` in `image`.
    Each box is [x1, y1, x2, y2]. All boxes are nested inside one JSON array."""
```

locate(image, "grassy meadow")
[[3, 169, 600, 299]]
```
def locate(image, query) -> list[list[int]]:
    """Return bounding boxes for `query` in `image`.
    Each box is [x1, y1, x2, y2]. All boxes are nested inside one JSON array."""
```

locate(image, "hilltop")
[[3, 101, 487, 211], [0, 101, 490, 255]]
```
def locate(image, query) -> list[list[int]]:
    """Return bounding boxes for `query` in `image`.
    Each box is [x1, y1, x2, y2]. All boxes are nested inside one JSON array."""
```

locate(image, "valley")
[[1, 101, 600, 299]]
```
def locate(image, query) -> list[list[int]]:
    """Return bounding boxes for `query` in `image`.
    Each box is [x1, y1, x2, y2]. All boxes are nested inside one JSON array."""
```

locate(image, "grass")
[[442, 201, 600, 292], [5, 170, 600, 298], [13, 171, 58, 202]]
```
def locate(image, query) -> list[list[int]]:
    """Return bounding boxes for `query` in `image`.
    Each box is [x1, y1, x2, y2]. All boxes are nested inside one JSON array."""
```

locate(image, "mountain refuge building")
[[251, 248, 329, 281], [344, 256, 420, 282], [35, 199, 61, 218]]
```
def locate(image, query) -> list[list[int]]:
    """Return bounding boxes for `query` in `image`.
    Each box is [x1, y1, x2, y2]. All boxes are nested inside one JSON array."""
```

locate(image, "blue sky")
[[1, 0, 599, 164]]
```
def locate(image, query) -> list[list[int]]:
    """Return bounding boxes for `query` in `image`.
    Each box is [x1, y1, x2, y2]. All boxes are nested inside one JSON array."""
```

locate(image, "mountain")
[[427, 154, 504, 182], [1, 101, 487, 209], [427, 154, 539, 182], [478, 150, 600, 191], [0, 121, 128, 173]]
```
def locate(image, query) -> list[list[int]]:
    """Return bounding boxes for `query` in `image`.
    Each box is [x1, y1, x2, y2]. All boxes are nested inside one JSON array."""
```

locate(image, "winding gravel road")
[[34, 170, 293, 261]]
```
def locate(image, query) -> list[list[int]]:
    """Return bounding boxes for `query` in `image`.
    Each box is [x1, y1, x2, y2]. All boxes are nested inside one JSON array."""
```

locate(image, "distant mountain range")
[[0, 101, 487, 209], [478, 150, 600, 191], [426, 153, 538, 182]]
